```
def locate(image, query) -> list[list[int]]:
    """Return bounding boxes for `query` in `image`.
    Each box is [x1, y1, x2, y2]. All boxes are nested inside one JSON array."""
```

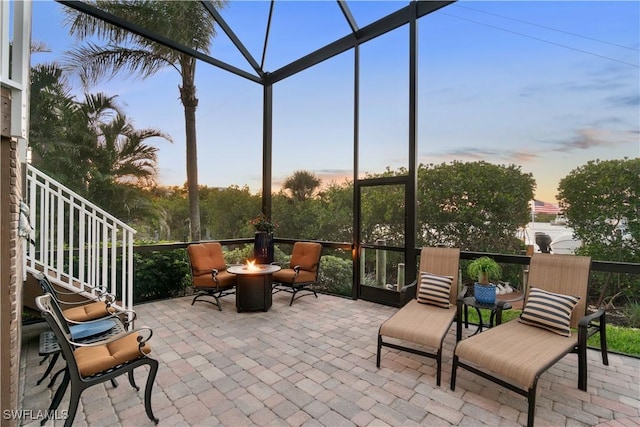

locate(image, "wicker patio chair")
[[187, 242, 236, 310], [272, 242, 322, 306], [451, 253, 608, 427], [35, 294, 159, 427], [377, 247, 463, 386]]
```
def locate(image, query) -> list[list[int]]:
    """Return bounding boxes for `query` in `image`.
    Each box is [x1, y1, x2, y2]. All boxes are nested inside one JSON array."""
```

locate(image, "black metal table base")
[[463, 296, 512, 335]]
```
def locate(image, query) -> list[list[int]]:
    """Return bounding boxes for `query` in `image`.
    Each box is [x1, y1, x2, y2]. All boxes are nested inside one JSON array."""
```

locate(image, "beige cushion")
[[455, 319, 577, 389], [417, 272, 453, 309], [380, 300, 456, 349], [74, 332, 151, 377], [63, 302, 116, 322], [519, 287, 580, 337]]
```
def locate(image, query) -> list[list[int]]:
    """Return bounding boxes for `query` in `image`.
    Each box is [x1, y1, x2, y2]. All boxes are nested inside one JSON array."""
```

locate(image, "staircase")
[[24, 164, 137, 323]]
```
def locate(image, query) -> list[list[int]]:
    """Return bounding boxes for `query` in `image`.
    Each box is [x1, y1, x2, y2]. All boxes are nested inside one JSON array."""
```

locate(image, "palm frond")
[[63, 43, 175, 87]]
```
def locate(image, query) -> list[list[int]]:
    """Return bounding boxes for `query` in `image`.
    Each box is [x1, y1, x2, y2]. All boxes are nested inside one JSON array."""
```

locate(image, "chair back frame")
[[525, 253, 590, 328]]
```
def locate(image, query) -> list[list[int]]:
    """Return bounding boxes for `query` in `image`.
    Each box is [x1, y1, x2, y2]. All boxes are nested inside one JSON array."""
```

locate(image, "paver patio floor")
[[19, 292, 640, 426]]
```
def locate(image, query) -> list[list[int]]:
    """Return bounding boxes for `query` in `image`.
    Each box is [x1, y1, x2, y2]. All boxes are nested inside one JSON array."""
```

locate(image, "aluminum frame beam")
[[337, 1, 359, 34], [268, 0, 454, 84], [56, 0, 262, 84], [201, 1, 264, 78]]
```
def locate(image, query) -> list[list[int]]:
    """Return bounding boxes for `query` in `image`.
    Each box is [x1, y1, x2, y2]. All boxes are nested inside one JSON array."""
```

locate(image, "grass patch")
[[588, 325, 640, 356], [463, 308, 640, 357]]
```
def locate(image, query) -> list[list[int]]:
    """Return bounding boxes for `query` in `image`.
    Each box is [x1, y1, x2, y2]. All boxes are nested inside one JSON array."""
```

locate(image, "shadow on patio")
[[19, 292, 640, 426]]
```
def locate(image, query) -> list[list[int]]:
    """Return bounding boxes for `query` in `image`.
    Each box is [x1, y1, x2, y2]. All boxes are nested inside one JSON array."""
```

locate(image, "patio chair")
[[272, 242, 322, 306], [187, 242, 236, 310], [35, 294, 158, 427], [36, 296, 126, 388], [451, 253, 608, 427], [377, 247, 462, 386]]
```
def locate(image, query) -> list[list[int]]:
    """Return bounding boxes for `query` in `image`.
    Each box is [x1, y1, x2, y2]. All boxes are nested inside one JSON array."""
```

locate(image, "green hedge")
[[133, 249, 191, 303]]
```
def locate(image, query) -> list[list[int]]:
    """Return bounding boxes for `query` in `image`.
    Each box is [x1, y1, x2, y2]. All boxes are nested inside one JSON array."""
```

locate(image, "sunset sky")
[[31, 1, 639, 204]]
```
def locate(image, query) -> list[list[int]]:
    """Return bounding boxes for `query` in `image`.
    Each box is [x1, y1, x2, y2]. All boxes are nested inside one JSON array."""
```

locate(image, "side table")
[[463, 296, 512, 335]]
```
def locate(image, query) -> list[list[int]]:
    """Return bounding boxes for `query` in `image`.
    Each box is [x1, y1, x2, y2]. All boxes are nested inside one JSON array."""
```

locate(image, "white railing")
[[25, 164, 137, 322]]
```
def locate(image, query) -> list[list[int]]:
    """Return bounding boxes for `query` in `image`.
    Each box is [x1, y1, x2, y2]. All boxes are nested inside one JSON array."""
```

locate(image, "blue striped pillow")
[[417, 272, 453, 308], [519, 287, 580, 337]]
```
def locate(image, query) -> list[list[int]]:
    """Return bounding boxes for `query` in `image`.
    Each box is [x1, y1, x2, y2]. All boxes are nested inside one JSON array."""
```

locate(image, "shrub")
[[133, 249, 191, 303], [625, 303, 640, 329], [224, 245, 255, 264], [318, 255, 352, 297]]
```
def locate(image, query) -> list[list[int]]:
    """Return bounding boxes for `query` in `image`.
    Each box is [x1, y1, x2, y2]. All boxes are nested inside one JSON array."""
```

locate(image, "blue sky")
[[31, 1, 639, 203]]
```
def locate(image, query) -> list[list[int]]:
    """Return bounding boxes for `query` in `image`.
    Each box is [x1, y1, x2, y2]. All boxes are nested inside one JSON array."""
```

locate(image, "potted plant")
[[467, 256, 502, 304], [250, 213, 278, 234]]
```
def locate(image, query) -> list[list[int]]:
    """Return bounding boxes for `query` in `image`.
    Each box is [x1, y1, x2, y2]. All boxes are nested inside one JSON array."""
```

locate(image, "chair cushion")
[[63, 301, 116, 322], [289, 242, 322, 272], [192, 270, 235, 289], [272, 269, 316, 285], [380, 299, 456, 349], [74, 332, 151, 377], [70, 319, 119, 340], [519, 287, 580, 337], [188, 243, 227, 275], [417, 272, 453, 308]]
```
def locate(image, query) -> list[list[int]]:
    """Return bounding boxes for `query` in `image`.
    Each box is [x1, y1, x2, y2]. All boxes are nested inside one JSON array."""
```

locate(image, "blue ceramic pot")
[[474, 283, 497, 305]]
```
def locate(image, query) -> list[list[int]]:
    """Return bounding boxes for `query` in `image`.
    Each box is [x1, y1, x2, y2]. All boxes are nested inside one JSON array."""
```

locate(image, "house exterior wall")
[[1, 86, 22, 427]]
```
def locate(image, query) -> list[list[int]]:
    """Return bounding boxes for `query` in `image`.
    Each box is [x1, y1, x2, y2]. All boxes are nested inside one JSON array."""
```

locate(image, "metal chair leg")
[[144, 359, 160, 424], [37, 352, 59, 385]]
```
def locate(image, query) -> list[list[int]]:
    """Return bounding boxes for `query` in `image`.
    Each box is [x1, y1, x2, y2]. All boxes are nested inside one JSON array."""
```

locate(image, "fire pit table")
[[227, 263, 281, 312]]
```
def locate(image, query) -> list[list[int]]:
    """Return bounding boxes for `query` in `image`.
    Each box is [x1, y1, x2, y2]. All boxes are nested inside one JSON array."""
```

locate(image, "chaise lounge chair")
[[451, 253, 608, 427], [377, 247, 462, 386]]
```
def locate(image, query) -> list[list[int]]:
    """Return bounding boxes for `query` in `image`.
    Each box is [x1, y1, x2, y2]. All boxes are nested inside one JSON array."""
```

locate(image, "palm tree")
[[88, 108, 169, 194], [30, 65, 123, 190], [283, 170, 322, 202], [62, 0, 225, 241], [29, 65, 169, 221]]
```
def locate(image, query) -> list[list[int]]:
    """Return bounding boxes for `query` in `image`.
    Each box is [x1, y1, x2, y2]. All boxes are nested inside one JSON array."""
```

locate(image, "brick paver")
[[18, 293, 640, 426]]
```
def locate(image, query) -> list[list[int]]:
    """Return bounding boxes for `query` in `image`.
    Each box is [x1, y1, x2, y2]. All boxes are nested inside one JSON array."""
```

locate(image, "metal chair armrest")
[[579, 307, 605, 328], [400, 280, 418, 305]]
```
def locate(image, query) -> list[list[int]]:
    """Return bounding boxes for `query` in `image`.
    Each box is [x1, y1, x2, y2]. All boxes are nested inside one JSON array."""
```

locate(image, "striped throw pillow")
[[417, 272, 454, 309], [519, 287, 580, 337]]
